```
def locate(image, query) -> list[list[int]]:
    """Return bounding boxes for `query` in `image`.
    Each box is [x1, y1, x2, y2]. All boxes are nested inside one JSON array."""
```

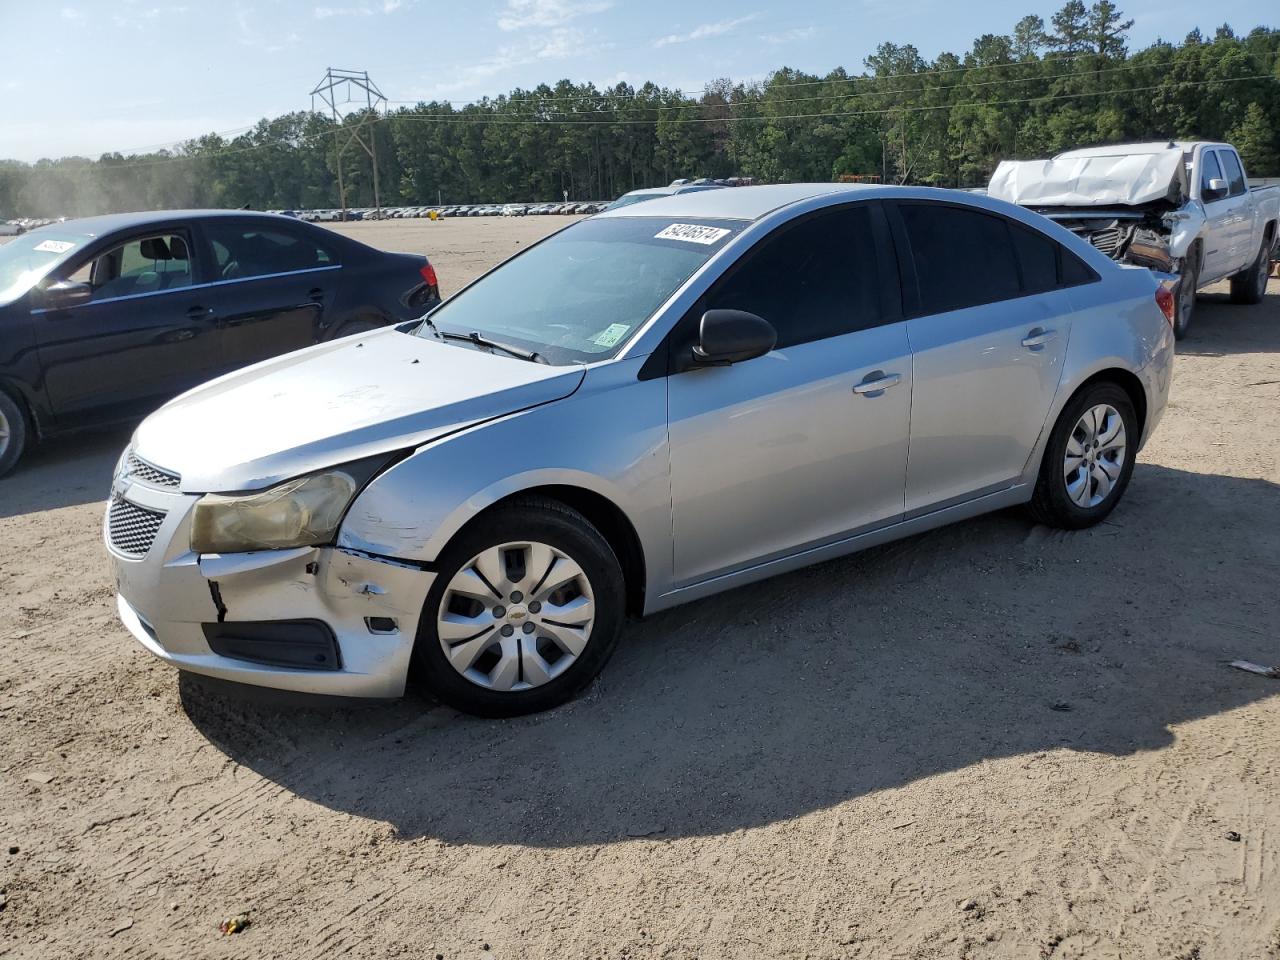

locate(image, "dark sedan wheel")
[[1028, 383, 1137, 530], [0, 391, 28, 478], [414, 497, 625, 717]]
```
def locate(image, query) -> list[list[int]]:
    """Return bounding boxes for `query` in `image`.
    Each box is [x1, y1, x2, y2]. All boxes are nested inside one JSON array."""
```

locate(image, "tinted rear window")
[[1010, 221, 1060, 293], [897, 203, 1020, 314]]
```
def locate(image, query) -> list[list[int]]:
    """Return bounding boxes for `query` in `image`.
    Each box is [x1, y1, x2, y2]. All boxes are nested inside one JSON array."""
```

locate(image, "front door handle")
[[852, 371, 902, 395], [186, 305, 213, 320], [308, 287, 326, 303], [1021, 328, 1057, 349]]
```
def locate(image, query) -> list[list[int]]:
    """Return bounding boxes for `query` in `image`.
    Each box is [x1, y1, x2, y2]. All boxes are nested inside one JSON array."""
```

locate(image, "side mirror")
[[690, 309, 777, 367], [40, 279, 92, 309], [1204, 177, 1229, 201]]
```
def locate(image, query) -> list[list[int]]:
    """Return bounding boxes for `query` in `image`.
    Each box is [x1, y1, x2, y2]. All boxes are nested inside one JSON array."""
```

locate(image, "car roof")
[[43, 209, 307, 239], [596, 182, 884, 222]]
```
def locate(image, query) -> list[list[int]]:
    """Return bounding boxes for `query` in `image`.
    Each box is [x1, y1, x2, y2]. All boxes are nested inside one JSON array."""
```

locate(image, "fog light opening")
[[366, 616, 399, 635]]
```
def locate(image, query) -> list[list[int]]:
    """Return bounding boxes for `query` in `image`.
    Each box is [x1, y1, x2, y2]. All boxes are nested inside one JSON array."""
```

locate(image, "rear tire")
[[0, 390, 29, 478], [1174, 243, 1199, 340], [1230, 236, 1272, 305], [1027, 383, 1138, 530], [414, 497, 626, 717]]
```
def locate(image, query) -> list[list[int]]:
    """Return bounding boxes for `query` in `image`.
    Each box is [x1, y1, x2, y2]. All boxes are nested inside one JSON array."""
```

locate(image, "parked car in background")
[[106, 184, 1172, 717], [606, 183, 726, 211], [501, 204, 528, 217], [0, 210, 441, 475], [990, 141, 1279, 338]]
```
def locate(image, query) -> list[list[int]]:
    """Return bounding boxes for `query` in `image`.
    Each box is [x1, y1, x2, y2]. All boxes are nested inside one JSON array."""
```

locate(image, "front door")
[[1199, 149, 1245, 282], [887, 201, 1076, 514], [33, 230, 222, 427], [666, 202, 911, 586]]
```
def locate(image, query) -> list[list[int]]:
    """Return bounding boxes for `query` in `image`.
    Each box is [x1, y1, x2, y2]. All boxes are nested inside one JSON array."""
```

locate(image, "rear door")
[[886, 200, 1082, 515], [33, 229, 222, 426], [195, 219, 340, 372], [666, 202, 912, 585]]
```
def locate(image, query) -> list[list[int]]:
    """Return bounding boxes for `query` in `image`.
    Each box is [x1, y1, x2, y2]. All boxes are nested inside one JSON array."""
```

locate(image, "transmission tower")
[[310, 68, 388, 221]]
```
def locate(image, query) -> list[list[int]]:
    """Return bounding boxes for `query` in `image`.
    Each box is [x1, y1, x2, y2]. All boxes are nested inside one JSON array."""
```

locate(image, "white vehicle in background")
[[990, 141, 1279, 338]]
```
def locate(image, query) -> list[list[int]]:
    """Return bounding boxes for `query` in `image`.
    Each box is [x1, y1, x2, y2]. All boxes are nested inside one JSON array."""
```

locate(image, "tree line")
[[2, 4, 1278, 219]]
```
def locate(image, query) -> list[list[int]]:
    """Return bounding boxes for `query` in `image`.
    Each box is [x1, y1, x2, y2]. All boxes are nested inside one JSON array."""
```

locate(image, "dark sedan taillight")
[[420, 262, 440, 300]]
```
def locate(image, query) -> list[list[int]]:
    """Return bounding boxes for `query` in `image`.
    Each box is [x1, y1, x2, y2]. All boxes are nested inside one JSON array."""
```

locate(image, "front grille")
[[1087, 226, 1127, 259], [107, 498, 166, 557], [126, 454, 180, 488]]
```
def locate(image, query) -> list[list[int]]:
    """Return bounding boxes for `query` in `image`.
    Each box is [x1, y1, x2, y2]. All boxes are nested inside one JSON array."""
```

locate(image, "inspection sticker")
[[34, 240, 75, 254], [654, 223, 731, 245], [593, 323, 631, 347]]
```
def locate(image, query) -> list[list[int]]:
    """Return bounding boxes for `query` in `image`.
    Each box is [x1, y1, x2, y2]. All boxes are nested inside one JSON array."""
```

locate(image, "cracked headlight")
[[190, 457, 388, 554]]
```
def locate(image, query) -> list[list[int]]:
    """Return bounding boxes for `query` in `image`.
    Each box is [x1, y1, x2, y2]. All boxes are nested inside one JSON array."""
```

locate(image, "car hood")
[[989, 150, 1186, 207], [132, 327, 585, 492]]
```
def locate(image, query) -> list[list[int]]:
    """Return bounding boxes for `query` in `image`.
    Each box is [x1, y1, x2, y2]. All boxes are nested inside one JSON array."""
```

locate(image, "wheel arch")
[[0, 376, 42, 440], [442, 484, 648, 618], [1065, 367, 1148, 443]]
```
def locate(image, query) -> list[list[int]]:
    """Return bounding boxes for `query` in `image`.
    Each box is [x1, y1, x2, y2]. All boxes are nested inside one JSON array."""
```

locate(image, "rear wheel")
[[1230, 236, 1272, 305], [414, 498, 625, 717], [0, 390, 28, 478], [1028, 383, 1138, 530]]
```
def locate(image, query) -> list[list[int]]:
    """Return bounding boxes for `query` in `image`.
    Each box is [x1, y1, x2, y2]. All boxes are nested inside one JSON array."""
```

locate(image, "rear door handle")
[[852, 371, 902, 395], [1021, 328, 1057, 349]]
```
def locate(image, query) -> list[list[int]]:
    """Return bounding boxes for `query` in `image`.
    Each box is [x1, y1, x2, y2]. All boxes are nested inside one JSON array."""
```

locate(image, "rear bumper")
[[109, 482, 435, 698]]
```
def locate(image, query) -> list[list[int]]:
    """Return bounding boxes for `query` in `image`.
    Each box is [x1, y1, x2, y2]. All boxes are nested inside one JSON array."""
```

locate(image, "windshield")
[[418, 216, 744, 364], [0, 232, 87, 304]]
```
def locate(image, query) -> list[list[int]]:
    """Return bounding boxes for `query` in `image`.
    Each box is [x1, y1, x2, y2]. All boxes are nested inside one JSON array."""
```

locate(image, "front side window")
[[1219, 150, 1247, 197], [1200, 149, 1225, 196], [896, 203, 1021, 314], [417, 216, 745, 364], [76, 233, 193, 302], [701, 205, 884, 349], [204, 223, 334, 281]]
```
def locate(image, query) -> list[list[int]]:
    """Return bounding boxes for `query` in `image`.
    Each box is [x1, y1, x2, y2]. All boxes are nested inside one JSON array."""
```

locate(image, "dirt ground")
[[2, 216, 1279, 960]]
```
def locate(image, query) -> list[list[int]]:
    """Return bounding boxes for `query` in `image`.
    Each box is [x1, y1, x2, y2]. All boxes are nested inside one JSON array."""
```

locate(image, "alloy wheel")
[[1063, 403, 1127, 508], [0, 407, 10, 460], [437, 540, 596, 692]]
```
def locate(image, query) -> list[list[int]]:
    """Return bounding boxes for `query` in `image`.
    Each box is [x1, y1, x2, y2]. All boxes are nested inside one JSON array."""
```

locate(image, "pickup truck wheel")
[[414, 498, 626, 717], [1230, 238, 1271, 305], [0, 390, 29, 478], [1027, 383, 1137, 530], [1174, 245, 1199, 339]]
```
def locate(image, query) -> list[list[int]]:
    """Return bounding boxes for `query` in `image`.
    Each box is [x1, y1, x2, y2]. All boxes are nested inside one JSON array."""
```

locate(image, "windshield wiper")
[[437, 329, 548, 364]]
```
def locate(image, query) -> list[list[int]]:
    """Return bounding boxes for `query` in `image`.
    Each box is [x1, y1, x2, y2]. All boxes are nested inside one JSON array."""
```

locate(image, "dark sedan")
[[0, 209, 440, 475]]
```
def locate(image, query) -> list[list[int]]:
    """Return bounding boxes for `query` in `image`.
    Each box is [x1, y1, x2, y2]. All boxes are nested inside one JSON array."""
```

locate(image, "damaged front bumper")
[[106, 481, 435, 698]]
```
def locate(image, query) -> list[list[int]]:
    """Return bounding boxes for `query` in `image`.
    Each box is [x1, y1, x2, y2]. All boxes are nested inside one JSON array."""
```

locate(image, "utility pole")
[[310, 68, 388, 221]]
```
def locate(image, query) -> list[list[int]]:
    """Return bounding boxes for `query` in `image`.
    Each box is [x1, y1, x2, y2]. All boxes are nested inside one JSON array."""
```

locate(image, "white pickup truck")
[[989, 141, 1279, 338]]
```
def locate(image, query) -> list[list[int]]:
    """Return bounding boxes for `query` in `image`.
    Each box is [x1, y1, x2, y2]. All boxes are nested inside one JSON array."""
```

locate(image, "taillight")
[[1155, 286, 1175, 326], [420, 262, 438, 287]]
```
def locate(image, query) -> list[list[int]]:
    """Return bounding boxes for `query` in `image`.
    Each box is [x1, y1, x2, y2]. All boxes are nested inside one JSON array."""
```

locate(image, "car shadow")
[[1177, 284, 1280, 357], [0, 425, 130, 518], [181, 463, 1280, 848]]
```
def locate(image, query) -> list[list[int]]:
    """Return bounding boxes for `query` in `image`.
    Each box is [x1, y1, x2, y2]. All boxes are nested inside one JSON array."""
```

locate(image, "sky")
[[0, 0, 1271, 162]]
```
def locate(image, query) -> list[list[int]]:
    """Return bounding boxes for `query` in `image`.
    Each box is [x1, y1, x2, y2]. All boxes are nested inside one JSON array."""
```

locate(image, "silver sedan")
[[106, 184, 1175, 716]]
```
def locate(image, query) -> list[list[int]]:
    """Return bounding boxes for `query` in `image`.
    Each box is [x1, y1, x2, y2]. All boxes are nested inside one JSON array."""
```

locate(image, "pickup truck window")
[[1220, 150, 1247, 198], [1200, 150, 1224, 196]]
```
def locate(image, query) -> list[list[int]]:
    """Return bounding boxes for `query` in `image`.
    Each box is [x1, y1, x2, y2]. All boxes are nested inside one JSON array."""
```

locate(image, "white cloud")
[[760, 25, 815, 44], [497, 0, 612, 31], [314, 5, 373, 17], [415, 28, 609, 98], [654, 14, 758, 48], [236, 6, 300, 51], [60, 7, 85, 22]]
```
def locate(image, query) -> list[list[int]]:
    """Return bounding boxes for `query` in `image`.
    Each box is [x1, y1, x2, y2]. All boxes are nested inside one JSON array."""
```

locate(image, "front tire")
[[0, 390, 28, 478], [414, 498, 625, 717], [1174, 243, 1199, 340], [1028, 383, 1138, 530], [1230, 237, 1272, 305]]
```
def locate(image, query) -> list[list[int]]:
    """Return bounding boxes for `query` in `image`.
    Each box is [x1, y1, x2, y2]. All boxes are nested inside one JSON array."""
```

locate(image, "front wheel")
[[414, 498, 625, 717], [1174, 244, 1199, 339], [1027, 383, 1138, 530], [1230, 237, 1272, 305], [0, 390, 28, 478]]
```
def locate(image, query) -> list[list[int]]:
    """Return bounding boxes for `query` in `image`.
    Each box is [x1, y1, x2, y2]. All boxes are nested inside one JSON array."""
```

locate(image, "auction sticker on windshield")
[[33, 240, 76, 254], [593, 323, 631, 347], [655, 223, 732, 245]]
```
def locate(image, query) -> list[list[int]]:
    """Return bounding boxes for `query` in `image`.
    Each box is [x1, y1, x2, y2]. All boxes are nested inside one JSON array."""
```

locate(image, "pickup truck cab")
[[989, 141, 1279, 338]]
